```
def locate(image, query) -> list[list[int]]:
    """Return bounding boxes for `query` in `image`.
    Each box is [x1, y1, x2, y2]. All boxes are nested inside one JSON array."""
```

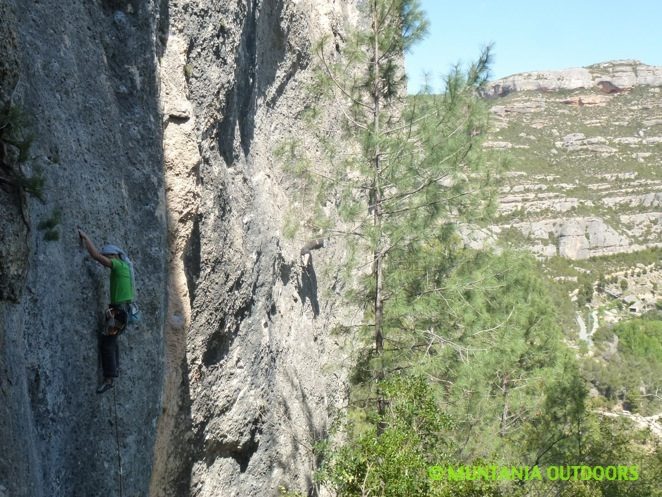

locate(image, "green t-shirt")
[[110, 259, 134, 304]]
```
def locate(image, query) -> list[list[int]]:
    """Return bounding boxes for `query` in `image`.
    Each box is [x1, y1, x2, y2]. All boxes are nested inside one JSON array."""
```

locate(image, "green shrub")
[[37, 208, 61, 241], [0, 104, 44, 201]]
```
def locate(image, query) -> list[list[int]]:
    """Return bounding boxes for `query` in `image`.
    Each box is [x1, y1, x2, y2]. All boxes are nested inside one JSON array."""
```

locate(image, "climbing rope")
[[112, 384, 124, 497]]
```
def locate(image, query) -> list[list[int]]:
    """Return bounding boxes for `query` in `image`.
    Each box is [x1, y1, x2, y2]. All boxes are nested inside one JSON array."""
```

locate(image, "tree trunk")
[[372, 0, 384, 358], [499, 374, 510, 437], [371, 1, 387, 433]]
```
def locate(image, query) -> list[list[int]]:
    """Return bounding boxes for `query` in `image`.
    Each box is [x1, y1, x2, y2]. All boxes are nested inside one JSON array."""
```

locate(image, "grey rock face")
[[557, 218, 631, 259], [0, 1, 167, 496], [151, 2, 358, 496], [0, 193, 27, 302], [504, 217, 633, 260], [0, 0, 26, 304], [2, 0, 358, 496]]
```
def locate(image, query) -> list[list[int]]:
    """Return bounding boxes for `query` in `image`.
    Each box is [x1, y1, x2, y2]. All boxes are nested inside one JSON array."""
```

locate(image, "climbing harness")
[[112, 384, 124, 497]]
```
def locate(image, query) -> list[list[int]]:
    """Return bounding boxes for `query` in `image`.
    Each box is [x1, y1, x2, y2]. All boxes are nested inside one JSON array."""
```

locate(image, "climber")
[[78, 229, 134, 394]]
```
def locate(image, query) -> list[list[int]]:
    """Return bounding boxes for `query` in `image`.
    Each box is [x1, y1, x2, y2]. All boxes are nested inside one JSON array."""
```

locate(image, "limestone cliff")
[[0, 1, 357, 497], [152, 1, 358, 496], [480, 62, 662, 261], [1, 1, 167, 496], [485, 60, 662, 97]]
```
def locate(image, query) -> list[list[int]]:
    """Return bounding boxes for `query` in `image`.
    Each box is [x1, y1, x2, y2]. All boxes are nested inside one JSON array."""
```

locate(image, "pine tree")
[[297, 0, 496, 414]]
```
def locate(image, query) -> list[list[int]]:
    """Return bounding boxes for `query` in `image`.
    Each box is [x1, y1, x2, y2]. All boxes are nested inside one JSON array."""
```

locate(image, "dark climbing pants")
[[100, 334, 119, 378]]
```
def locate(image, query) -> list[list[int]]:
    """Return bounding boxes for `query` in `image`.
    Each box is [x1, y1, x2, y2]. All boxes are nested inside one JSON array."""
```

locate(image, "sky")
[[405, 0, 662, 93]]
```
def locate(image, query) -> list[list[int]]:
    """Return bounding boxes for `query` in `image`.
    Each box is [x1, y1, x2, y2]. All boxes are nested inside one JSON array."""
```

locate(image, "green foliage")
[[346, 248, 577, 463], [552, 248, 661, 278], [429, 479, 503, 497], [298, 104, 321, 125], [610, 317, 662, 413], [303, 0, 498, 349], [283, 4, 662, 497], [281, 208, 300, 240], [522, 359, 587, 463], [0, 105, 33, 161], [412, 251, 569, 459], [555, 414, 662, 497], [559, 481, 605, 497], [37, 207, 61, 241], [387, 248, 564, 356], [318, 375, 458, 497], [323, 245, 662, 495], [18, 167, 45, 200], [577, 279, 594, 307], [617, 317, 662, 361], [0, 104, 44, 201], [586, 316, 662, 415], [274, 139, 312, 179], [277, 486, 305, 497]]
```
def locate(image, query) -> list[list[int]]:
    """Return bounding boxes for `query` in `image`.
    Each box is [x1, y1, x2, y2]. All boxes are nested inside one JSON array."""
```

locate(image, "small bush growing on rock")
[[37, 208, 61, 241], [597, 273, 606, 292], [0, 104, 44, 201], [277, 486, 305, 497]]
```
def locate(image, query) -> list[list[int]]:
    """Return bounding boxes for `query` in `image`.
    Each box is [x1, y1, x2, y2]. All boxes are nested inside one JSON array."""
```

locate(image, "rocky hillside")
[[0, 1, 358, 497], [477, 61, 662, 261], [475, 60, 662, 334]]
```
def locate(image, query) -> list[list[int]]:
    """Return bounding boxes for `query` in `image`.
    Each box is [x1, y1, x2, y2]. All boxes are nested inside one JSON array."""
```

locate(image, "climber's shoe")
[[96, 381, 114, 394]]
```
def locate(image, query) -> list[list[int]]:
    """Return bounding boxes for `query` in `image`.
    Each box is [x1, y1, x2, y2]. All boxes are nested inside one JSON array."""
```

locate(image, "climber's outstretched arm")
[[78, 229, 112, 268]]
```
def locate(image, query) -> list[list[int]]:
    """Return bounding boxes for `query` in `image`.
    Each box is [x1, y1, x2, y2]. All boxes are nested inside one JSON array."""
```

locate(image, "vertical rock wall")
[[0, 1, 167, 496], [1, 0, 359, 496], [152, 1, 358, 496]]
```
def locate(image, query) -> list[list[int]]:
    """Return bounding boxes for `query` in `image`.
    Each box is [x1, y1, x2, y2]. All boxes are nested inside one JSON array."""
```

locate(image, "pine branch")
[[469, 308, 515, 336], [423, 328, 489, 354], [380, 143, 473, 205], [382, 172, 452, 206], [383, 188, 481, 217], [316, 41, 373, 112], [533, 433, 571, 467], [326, 228, 369, 240], [414, 286, 463, 322], [381, 110, 435, 135], [376, 0, 398, 29]]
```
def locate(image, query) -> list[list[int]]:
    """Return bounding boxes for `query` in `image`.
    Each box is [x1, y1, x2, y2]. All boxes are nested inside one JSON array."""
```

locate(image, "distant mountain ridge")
[[486, 60, 662, 97]]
